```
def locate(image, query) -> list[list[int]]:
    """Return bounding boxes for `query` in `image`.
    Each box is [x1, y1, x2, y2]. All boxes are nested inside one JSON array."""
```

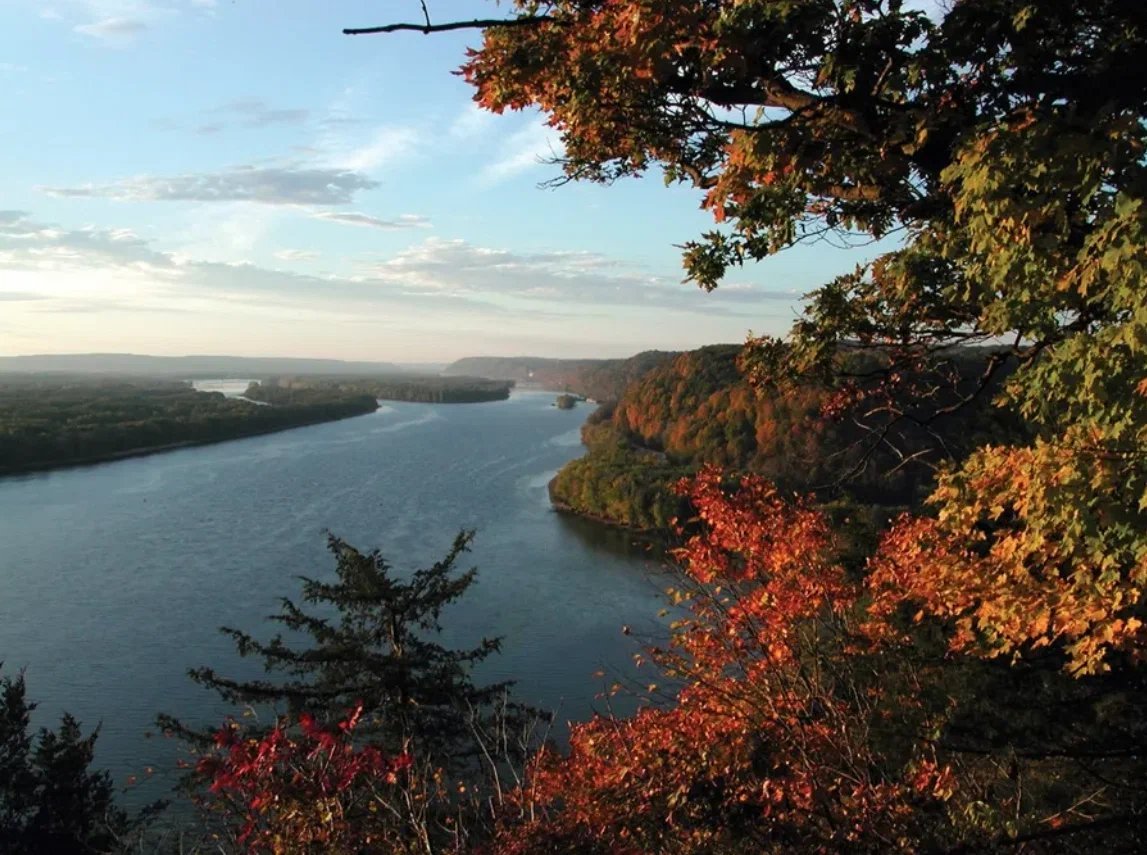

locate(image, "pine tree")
[[169, 530, 533, 774], [0, 667, 137, 854]]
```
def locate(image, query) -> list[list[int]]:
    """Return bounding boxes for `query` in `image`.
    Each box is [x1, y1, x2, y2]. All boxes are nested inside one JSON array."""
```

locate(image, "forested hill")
[[0, 353, 404, 377], [550, 345, 1021, 530], [443, 351, 677, 402]]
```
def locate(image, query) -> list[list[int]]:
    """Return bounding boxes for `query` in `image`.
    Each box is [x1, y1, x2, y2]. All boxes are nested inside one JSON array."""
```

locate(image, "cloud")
[[450, 103, 495, 140], [0, 212, 169, 272], [0, 291, 51, 302], [184, 98, 310, 134], [32, 1, 167, 41], [0, 213, 794, 332], [312, 212, 430, 231], [368, 238, 786, 314], [44, 165, 380, 206], [275, 249, 320, 262], [0, 212, 504, 316], [479, 120, 564, 185], [329, 126, 421, 173], [75, 16, 147, 39]]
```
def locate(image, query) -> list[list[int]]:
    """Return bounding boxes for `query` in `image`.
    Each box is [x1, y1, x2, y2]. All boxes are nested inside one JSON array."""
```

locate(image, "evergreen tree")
[[0, 667, 137, 855], [170, 531, 533, 775]]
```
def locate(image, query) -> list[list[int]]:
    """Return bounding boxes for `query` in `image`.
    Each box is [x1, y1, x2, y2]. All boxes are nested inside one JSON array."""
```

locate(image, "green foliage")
[[249, 374, 514, 405], [548, 436, 692, 531], [0, 667, 140, 854], [169, 532, 533, 776], [0, 376, 378, 475]]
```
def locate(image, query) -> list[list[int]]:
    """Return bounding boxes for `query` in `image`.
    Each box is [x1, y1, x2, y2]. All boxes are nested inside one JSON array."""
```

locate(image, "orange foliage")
[[494, 467, 954, 852], [867, 439, 1147, 674]]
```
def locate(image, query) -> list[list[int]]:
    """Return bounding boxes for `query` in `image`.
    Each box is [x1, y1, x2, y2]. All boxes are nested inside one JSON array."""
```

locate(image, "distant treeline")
[[444, 351, 676, 402], [0, 353, 406, 376], [549, 345, 1025, 531], [248, 375, 514, 405], [0, 377, 378, 475]]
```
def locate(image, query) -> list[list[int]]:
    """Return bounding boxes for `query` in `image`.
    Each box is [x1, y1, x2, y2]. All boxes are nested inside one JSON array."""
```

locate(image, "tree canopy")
[[340, 1, 1147, 848], [351, 0, 1147, 672]]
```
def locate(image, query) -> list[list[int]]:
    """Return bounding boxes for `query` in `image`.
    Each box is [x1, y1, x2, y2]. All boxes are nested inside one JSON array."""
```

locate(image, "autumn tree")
[[496, 469, 965, 853], [346, 0, 1147, 849]]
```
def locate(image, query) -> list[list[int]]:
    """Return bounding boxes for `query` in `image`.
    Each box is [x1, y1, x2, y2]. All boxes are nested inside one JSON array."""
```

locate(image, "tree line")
[[247, 375, 514, 405], [0, 378, 379, 475]]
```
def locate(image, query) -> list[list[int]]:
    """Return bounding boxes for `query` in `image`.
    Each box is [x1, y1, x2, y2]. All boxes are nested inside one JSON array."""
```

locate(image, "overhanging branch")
[[344, 17, 555, 36]]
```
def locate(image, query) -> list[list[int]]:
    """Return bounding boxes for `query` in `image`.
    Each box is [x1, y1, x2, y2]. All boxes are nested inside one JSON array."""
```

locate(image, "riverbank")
[[0, 405, 378, 477], [0, 378, 380, 477]]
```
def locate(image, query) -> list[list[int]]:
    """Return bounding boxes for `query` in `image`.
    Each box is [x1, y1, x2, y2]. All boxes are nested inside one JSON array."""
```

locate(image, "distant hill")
[[0, 354, 406, 377], [444, 351, 679, 402]]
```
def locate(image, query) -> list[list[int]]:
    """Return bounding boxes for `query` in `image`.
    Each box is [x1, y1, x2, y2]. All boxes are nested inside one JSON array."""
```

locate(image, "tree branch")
[[344, 17, 555, 36]]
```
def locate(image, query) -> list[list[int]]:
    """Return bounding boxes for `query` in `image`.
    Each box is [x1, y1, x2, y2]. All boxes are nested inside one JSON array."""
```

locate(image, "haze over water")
[[0, 391, 669, 798]]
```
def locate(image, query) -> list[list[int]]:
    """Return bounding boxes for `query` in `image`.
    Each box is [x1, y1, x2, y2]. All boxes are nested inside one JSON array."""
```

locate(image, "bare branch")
[[344, 16, 555, 36]]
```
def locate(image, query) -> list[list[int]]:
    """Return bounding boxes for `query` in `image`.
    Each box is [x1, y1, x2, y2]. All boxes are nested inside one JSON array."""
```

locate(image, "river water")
[[0, 390, 670, 801]]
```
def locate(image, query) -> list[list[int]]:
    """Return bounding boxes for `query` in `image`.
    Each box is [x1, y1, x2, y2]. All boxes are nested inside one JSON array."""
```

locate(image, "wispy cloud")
[[450, 103, 495, 140], [368, 238, 784, 314], [184, 98, 310, 135], [44, 165, 380, 206], [0, 291, 51, 301], [0, 213, 793, 334], [478, 120, 563, 186], [326, 126, 422, 173], [0, 212, 503, 316], [74, 16, 147, 40], [312, 212, 430, 231], [274, 249, 320, 262]]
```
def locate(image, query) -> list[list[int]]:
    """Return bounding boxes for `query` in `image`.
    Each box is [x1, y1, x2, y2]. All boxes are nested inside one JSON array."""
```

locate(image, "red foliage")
[[195, 705, 411, 852]]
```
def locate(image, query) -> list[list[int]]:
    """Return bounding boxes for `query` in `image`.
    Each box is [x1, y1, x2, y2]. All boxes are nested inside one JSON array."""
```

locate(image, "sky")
[[0, 0, 889, 362]]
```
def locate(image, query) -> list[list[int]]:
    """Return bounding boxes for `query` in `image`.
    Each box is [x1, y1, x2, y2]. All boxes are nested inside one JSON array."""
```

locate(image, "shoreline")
[[0, 407, 378, 479]]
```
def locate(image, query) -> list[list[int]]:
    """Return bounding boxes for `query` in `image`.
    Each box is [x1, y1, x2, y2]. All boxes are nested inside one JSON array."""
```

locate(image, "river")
[[0, 390, 671, 803]]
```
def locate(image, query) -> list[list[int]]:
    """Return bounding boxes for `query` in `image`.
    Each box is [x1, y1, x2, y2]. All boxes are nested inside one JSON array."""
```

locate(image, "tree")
[[170, 532, 530, 776], [496, 469, 962, 853], [0, 667, 138, 854], [348, 1, 1147, 849]]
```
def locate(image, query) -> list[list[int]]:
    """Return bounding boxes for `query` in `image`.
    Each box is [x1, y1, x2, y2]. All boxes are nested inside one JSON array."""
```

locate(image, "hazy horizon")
[[0, 345, 699, 365]]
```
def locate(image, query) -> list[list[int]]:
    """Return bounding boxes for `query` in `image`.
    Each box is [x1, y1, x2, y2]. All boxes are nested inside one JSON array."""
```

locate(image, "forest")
[[4, 0, 1146, 852], [0, 377, 379, 476], [549, 344, 1024, 530], [247, 375, 514, 405]]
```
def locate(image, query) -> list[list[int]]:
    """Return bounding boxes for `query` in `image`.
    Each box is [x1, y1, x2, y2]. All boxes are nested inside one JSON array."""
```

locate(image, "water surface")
[[0, 391, 669, 798]]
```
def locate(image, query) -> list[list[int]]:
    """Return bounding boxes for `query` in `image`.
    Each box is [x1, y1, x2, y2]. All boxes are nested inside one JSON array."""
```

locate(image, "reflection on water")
[[554, 509, 670, 564]]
